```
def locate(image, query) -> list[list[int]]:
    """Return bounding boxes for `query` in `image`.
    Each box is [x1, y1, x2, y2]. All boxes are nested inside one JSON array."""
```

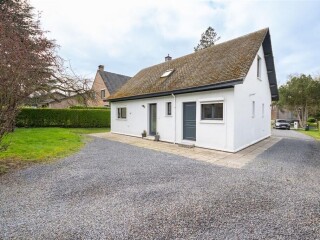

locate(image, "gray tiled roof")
[[109, 28, 278, 101], [99, 71, 131, 94]]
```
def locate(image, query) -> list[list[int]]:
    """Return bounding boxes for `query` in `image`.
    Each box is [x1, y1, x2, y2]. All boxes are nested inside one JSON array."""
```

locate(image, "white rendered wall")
[[174, 89, 235, 152], [111, 89, 235, 152], [233, 45, 272, 151], [111, 96, 175, 142]]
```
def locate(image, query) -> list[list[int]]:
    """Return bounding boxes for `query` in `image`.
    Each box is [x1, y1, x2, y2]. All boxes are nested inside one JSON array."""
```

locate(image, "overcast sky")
[[30, 0, 320, 86]]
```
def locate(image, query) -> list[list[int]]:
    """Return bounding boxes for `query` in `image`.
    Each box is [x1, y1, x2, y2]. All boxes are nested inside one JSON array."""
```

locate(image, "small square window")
[[166, 102, 172, 116], [117, 107, 126, 119], [201, 103, 223, 120]]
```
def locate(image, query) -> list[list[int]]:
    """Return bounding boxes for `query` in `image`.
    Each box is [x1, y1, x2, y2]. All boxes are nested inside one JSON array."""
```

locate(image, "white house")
[[108, 28, 278, 152]]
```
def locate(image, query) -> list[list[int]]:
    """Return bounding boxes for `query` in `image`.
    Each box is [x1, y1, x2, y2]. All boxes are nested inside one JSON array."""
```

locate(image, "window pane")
[[201, 104, 213, 119], [167, 102, 171, 115], [213, 103, 223, 119], [101, 90, 105, 98], [117, 108, 121, 118], [201, 103, 223, 120], [257, 56, 261, 78], [252, 101, 255, 118], [121, 108, 126, 118]]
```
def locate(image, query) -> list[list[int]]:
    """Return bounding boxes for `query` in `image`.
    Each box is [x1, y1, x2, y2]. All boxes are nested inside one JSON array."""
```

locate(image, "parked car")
[[274, 119, 290, 130]]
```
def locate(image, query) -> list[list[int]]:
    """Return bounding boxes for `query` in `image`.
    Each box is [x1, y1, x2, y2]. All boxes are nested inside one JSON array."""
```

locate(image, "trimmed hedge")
[[69, 106, 109, 110], [16, 108, 110, 128]]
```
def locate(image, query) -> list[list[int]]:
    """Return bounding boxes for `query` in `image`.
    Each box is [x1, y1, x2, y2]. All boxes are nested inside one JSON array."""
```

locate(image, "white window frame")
[[199, 101, 224, 123], [117, 107, 127, 119], [262, 103, 265, 118], [166, 102, 172, 116], [257, 55, 262, 79]]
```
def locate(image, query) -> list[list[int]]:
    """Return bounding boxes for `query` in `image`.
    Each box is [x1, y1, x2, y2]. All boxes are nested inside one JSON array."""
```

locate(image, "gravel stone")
[[1, 134, 320, 239]]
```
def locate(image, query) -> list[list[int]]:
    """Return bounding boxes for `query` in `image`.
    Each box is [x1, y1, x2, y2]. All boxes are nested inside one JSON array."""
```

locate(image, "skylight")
[[161, 69, 174, 78]]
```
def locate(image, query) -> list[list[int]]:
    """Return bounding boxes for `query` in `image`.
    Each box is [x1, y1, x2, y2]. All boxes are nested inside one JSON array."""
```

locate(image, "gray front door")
[[149, 103, 157, 136], [183, 102, 196, 141]]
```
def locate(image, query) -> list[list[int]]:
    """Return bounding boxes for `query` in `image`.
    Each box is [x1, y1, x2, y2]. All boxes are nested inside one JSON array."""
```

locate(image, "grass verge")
[[297, 129, 320, 140], [0, 127, 109, 174]]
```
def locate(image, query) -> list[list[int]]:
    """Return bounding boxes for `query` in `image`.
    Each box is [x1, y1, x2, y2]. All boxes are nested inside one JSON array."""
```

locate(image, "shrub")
[[16, 108, 110, 128], [307, 117, 316, 123]]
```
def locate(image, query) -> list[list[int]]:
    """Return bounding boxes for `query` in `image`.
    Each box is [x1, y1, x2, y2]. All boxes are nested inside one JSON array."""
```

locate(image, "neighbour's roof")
[[109, 28, 278, 101], [99, 71, 131, 95]]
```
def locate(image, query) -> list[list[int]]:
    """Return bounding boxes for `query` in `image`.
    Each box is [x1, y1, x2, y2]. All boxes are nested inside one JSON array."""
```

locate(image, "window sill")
[[257, 77, 262, 81], [200, 120, 224, 124], [117, 118, 127, 121], [165, 115, 172, 117]]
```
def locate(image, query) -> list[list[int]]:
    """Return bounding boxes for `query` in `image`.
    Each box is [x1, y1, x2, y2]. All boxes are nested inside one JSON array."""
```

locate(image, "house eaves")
[[109, 79, 243, 102]]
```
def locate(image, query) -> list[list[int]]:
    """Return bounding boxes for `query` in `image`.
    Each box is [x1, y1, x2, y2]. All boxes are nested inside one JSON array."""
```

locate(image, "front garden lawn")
[[297, 129, 320, 140], [0, 128, 109, 174]]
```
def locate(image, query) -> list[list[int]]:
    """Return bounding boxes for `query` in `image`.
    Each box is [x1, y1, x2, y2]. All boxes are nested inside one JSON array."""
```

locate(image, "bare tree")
[[194, 26, 220, 52], [0, 0, 93, 144]]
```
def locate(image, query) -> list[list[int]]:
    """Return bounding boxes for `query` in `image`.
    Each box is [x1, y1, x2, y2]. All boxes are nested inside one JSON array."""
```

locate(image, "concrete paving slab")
[[90, 133, 281, 169]]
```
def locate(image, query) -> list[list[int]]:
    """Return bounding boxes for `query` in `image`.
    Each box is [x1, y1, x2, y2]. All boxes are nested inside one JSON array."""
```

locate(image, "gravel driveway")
[[272, 128, 314, 140], [1, 136, 320, 239]]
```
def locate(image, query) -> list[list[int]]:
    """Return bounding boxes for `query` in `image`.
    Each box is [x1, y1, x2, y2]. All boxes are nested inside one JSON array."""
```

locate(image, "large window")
[[117, 107, 126, 119], [166, 102, 172, 116], [101, 90, 106, 98], [257, 55, 261, 78], [201, 103, 223, 120]]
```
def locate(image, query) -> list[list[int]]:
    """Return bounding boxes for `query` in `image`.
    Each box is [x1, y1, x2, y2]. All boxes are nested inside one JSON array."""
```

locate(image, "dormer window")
[[161, 69, 174, 78]]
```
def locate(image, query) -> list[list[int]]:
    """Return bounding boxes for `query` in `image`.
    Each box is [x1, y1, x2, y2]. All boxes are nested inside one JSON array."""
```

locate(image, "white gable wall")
[[111, 88, 235, 152], [233, 45, 272, 151]]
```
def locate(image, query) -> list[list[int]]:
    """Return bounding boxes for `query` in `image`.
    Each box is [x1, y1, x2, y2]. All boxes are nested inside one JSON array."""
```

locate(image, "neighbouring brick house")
[[33, 65, 131, 108], [91, 65, 131, 107]]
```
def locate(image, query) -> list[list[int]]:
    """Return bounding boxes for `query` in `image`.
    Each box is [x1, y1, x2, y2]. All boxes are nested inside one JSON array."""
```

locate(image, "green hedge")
[[16, 108, 110, 128], [69, 106, 109, 110], [307, 117, 317, 123]]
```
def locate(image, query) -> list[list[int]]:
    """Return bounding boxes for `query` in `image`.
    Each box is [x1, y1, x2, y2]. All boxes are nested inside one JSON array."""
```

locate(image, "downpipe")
[[172, 93, 176, 144]]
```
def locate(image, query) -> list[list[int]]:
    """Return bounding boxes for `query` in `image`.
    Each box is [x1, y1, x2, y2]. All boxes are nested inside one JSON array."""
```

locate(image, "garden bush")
[[307, 117, 316, 123], [16, 108, 110, 128]]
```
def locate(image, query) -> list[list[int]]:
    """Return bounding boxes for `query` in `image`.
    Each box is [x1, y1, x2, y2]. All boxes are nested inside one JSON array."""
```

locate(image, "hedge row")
[[69, 106, 109, 110], [16, 108, 110, 128]]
